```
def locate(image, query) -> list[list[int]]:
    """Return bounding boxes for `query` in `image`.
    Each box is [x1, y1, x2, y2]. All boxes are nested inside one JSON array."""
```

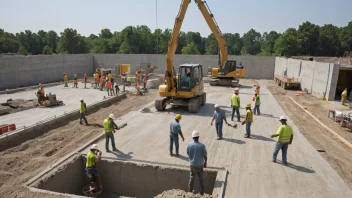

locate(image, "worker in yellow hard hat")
[[242, 103, 253, 138], [169, 114, 185, 156], [341, 88, 348, 106], [63, 73, 68, 87]]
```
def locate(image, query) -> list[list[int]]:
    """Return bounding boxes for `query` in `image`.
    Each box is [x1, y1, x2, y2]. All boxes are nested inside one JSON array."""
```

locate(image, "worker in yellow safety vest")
[[86, 144, 102, 193], [231, 88, 240, 122], [108, 72, 113, 83], [271, 116, 294, 166], [253, 93, 261, 115], [341, 88, 348, 105], [104, 114, 119, 152], [94, 72, 99, 89], [63, 73, 68, 87], [242, 103, 253, 138], [79, 98, 88, 125]]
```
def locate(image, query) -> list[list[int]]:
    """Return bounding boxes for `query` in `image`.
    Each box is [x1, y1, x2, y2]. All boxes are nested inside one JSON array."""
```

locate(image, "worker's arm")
[[271, 126, 282, 138], [211, 115, 215, 126], [289, 134, 293, 144], [95, 151, 102, 164], [203, 145, 208, 168], [179, 130, 185, 141], [222, 110, 228, 124], [111, 121, 118, 132], [242, 113, 248, 125]]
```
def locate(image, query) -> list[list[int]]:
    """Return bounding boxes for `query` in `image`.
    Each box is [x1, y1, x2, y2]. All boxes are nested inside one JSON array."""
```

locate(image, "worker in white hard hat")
[[169, 114, 185, 157], [86, 144, 102, 193], [211, 104, 228, 140], [187, 130, 207, 195], [242, 103, 253, 138], [79, 98, 88, 125], [103, 114, 120, 152], [271, 116, 294, 166]]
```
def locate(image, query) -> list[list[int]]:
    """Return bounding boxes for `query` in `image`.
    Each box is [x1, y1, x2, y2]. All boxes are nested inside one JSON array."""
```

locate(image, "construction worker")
[[106, 79, 113, 96], [79, 98, 88, 125], [271, 116, 294, 166], [169, 114, 185, 157], [63, 73, 68, 87], [86, 144, 102, 193], [104, 114, 119, 152], [108, 72, 113, 84], [341, 88, 348, 105], [143, 74, 148, 90], [39, 84, 45, 96], [114, 81, 120, 94], [100, 75, 106, 91], [73, 74, 78, 88], [231, 88, 240, 122], [255, 85, 260, 94], [187, 130, 207, 195], [242, 103, 253, 138], [253, 93, 261, 115], [94, 72, 99, 89], [211, 104, 228, 140], [84, 74, 88, 88]]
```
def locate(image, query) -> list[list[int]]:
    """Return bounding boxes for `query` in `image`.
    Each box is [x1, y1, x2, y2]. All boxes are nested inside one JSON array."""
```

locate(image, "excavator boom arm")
[[165, 0, 191, 91], [194, 0, 228, 68]]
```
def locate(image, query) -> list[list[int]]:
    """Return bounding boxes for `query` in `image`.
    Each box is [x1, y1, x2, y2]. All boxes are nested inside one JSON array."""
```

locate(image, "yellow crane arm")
[[165, 0, 191, 91], [194, 0, 228, 68]]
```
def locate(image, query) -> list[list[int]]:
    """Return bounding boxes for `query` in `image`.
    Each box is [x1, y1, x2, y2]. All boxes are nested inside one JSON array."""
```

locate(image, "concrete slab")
[[0, 82, 135, 128], [81, 80, 352, 198]]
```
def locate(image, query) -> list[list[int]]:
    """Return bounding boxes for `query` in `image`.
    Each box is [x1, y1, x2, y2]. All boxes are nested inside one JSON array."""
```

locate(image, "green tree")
[[18, 45, 28, 55], [42, 45, 53, 54], [232, 33, 242, 55], [205, 33, 217, 55], [298, 21, 320, 55], [339, 21, 352, 53], [0, 33, 20, 53], [181, 42, 200, 54], [99, 29, 112, 39], [273, 28, 301, 56], [223, 33, 236, 55], [90, 38, 110, 53], [57, 28, 88, 54], [241, 29, 261, 55], [186, 32, 204, 54], [176, 32, 187, 54], [261, 31, 279, 55], [47, 30, 58, 52], [318, 24, 340, 56]]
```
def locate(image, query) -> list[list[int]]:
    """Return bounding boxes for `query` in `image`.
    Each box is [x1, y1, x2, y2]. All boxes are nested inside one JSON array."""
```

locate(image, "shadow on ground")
[[250, 134, 276, 142], [223, 138, 246, 144], [111, 151, 134, 159]]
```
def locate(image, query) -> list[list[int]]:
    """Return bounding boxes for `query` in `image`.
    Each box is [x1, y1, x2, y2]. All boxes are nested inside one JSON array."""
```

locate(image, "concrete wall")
[[274, 57, 340, 100], [92, 54, 275, 79], [0, 54, 93, 90]]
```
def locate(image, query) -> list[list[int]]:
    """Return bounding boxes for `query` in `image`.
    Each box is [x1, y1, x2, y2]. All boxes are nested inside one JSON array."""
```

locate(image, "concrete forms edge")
[[0, 93, 127, 151]]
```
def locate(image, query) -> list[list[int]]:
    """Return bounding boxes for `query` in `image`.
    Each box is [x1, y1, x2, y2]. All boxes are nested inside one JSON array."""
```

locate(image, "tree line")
[[0, 21, 351, 57]]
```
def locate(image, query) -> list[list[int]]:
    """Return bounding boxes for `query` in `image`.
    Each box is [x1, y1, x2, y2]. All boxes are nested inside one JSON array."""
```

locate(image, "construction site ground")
[[1, 79, 352, 198], [0, 82, 135, 129]]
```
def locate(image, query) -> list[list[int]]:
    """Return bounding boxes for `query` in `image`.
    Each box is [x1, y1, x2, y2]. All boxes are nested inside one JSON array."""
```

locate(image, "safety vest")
[[246, 110, 253, 123], [255, 95, 261, 105], [80, 102, 86, 113], [103, 118, 112, 132], [342, 90, 347, 97], [86, 151, 96, 168], [276, 125, 293, 143], [108, 74, 113, 80], [63, 75, 68, 82], [106, 81, 112, 89], [231, 94, 240, 107]]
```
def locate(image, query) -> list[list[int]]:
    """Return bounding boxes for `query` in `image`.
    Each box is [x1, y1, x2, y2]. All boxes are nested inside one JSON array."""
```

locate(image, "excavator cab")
[[178, 64, 203, 91]]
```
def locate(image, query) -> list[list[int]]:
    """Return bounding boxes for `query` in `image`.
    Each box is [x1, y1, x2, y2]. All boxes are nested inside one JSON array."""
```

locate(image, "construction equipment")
[[155, 0, 206, 113], [35, 91, 64, 107], [191, 0, 245, 87]]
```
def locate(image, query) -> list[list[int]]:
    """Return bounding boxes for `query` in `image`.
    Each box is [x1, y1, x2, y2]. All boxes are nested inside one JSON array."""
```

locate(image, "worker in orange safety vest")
[[73, 74, 78, 88]]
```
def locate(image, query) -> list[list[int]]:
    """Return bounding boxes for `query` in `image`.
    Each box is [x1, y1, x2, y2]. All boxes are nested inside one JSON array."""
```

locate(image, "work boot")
[[272, 159, 276, 163], [170, 153, 174, 156], [175, 153, 180, 157], [283, 162, 288, 166], [79, 122, 82, 125]]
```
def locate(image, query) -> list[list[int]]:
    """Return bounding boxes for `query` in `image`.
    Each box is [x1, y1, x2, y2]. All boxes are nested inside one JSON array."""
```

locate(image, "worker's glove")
[[270, 135, 275, 138]]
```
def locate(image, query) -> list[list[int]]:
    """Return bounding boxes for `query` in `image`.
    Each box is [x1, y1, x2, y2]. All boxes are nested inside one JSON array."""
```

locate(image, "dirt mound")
[[155, 189, 213, 198], [0, 99, 38, 116]]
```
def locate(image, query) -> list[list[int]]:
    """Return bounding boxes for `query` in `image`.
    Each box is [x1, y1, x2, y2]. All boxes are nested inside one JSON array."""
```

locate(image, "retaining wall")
[[0, 93, 127, 151], [274, 57, 340, 100], [0, 54, 93, 90]]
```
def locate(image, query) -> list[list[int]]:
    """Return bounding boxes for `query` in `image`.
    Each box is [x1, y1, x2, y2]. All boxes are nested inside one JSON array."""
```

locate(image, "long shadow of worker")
[[88, 123, 103, 128], [174, 154, 189, 162], [276, 160, 315, 173], [222, 138, 246, 144], [250, 134, 276, 142], [111, 151, 134, 160], [258, 113, 280, 119]]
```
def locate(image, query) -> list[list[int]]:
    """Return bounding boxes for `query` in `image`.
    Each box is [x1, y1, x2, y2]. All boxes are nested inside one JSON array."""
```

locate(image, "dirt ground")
[[0, 90, 158, 198], [267, 81, 352, 190], [0, 99, 38, 116], [155, 189, 213, 198]]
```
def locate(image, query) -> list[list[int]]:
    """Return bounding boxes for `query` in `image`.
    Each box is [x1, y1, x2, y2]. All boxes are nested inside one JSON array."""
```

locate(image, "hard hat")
[[192, 130, 200, 138], [234, 89, 239, 93], [175, 114, 182, 120], [109, 114, 115, 119], [214, 104, 220, 108], [63, 73, 66, 75], [246, 103, 251, 108], [279, 116, 287, 121], [79, 98, 83, 101], [90, 144, 98, 150]]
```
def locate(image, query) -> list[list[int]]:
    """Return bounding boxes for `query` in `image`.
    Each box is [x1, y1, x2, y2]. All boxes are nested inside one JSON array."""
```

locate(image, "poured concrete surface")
[[0, 82, 135, 128], [81, 80, 352, 198]]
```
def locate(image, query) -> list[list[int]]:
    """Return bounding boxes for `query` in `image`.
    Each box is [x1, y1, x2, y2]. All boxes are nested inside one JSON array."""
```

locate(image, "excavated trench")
[[27, 155, 226, 198]]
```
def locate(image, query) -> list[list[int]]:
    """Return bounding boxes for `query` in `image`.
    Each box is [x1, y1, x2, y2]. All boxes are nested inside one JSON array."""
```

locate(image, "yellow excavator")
[[155, 0, 207, 113]]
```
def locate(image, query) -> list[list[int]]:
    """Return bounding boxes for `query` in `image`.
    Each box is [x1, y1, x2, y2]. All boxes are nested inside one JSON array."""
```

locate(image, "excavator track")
[[188, 98, 199, 113], [155, 98, 167, 111]]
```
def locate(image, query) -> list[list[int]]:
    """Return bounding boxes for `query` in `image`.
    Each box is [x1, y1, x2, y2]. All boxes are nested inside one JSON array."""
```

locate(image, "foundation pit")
[[27, 155, 227, 198]]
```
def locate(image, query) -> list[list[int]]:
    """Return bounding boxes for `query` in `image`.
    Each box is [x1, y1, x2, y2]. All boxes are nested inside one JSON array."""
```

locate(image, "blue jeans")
[[215, 123, 223, 138], [232, 106, 240, 121], [80, 112, 88, 124], [64, 82, 68, 87], [273, 142, 289, 163], [188, 165, 204, 193], [105, 131, 116, 151], [170, 134, 179, 154], [253, 105, 260, 115], [245, 122, 252, 137]]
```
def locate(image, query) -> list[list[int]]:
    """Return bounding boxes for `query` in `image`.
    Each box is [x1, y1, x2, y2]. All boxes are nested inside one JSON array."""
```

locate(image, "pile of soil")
[[0, 91, 158, 197], [155, 189, 213, 198], [0, 99, 38, 116]]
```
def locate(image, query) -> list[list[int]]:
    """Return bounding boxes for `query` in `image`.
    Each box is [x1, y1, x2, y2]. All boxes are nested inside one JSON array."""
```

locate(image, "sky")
[[0, 0, 351, 37]]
